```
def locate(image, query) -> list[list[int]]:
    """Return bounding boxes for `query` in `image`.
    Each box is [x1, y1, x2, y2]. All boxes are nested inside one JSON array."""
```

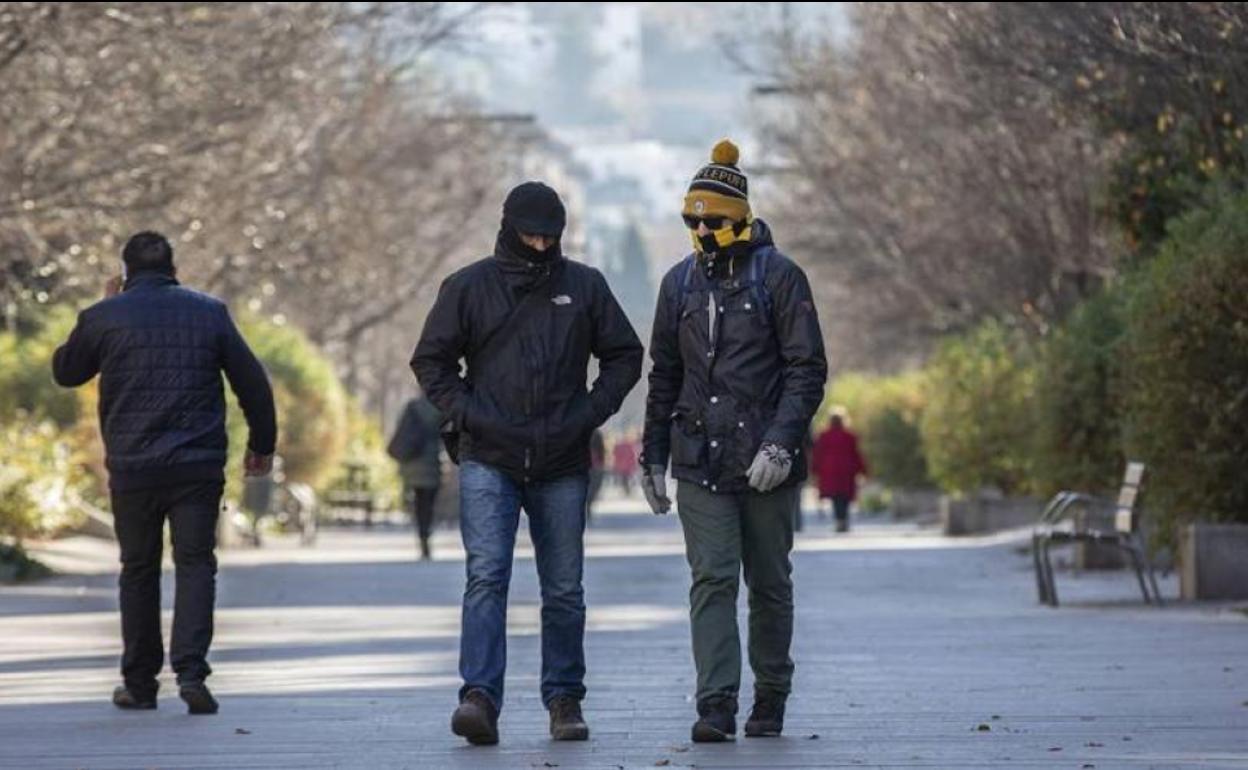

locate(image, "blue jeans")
[[458, 461, 588, 711]]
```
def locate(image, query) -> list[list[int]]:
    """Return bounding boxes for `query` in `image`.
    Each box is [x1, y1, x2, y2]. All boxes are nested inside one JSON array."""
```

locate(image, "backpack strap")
[[671, 253, 698, 322], [748, 245, 776, 323]]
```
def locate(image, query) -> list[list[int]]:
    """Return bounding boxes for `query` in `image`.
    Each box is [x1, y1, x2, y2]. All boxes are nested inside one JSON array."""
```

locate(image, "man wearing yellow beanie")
[[641, 140, 828, 742]]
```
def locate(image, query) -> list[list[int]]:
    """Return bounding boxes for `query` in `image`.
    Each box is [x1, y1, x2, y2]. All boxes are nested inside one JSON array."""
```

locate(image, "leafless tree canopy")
[[1, 2, 508, 411], [753, 3, 1248, 370]]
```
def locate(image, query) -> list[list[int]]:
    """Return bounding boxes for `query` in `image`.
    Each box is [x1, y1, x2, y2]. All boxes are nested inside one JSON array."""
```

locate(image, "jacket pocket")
[[670, 418, 706, 469]]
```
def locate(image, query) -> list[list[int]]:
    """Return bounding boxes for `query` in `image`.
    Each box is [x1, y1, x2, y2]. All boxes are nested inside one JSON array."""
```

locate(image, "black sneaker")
[[744, 691, 786, 737], [179, 682, 219, 715], [112, 685, 157, 710], [691, 695, 737, 743], [548, 695, 589, 741], [451, 689, 499, 745]]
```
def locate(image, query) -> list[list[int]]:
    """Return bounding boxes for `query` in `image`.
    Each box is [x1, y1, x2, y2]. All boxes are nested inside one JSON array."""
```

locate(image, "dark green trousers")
[[675, 481, 797, 706]]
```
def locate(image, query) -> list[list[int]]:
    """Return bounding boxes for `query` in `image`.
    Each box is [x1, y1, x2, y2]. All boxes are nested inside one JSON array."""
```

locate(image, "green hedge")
[[226, 316, 350, 500], [0, 420, 91, 541], [918, 321, 1038, 496], [1031, 290, 1127, 499], [823, 371, 931, 490], [1120, 190, 1248, 537]]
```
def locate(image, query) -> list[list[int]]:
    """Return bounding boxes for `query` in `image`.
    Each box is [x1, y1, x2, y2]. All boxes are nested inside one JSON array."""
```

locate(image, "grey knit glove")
[[745, 443, 792, 493]]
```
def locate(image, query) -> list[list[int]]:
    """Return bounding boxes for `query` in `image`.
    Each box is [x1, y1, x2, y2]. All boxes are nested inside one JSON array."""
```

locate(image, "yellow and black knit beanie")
[[683, 139, 750, 223]]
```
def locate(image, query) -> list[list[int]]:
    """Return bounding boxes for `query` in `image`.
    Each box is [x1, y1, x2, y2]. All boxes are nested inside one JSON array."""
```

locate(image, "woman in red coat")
[[812, 414, 868, 532]]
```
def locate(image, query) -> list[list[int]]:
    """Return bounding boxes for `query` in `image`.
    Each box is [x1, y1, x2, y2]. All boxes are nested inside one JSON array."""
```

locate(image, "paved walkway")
[[1, 497, 1246, 769]]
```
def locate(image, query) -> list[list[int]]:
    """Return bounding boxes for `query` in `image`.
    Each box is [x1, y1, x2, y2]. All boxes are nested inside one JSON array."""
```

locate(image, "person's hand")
[[641, 464, 671, 515], [104, 275, 124, 298], [746, 443, 793, 493], [244, 449, 274, 477]]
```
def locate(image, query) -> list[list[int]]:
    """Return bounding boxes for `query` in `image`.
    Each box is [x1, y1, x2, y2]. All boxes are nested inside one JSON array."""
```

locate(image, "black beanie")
[[502, 181, 566, 237]]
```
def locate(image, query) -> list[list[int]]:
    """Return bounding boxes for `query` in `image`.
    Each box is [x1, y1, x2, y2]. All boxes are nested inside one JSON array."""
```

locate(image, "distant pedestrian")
[[812, 412, 868, 533], [388, 393, 443, 560]]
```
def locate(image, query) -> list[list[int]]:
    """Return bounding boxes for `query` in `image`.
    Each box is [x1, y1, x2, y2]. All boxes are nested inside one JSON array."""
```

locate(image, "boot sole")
[[179, 688, 218, 715], [691, 723, 735, 743], [112, 699, 156, 710], [744, 722, 783, 737], [452, 709, 499, 745], [550, 724, 589, 741]]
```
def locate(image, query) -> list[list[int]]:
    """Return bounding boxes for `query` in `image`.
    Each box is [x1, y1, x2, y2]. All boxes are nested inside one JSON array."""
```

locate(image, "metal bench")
[[1032, 461, 1163, 607], [324, 462, 376, 527]]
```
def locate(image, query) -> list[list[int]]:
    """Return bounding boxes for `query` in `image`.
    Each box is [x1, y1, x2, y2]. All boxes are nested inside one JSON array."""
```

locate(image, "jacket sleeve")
[[587, 271, 644, 425], [761, 259, 828, 453], [220, 307, 277, 455], [410, 275, 472, 429], [641, 271, 683, 468], [52, 307, 102, 387]]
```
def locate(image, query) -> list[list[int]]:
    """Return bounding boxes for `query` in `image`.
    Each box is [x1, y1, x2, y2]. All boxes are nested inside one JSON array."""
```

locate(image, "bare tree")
[[751, 3, 1117, 370]]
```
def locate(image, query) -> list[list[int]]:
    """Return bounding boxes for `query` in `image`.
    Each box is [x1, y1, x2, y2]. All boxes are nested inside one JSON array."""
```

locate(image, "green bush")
[[1120, 190, 1248, 538], [0, 421, 90, 541], [919, 321, 1038, 496], [0, 306, 82, 429], [823, 370, 931, 489], [861, 407, 930, 489], [225, 317, 350, 500], [1032, 289, 1127, 498]]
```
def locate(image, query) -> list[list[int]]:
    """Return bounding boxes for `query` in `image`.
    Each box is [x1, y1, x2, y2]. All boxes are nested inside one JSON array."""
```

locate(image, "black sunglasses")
[[682, 215, 729, 230]]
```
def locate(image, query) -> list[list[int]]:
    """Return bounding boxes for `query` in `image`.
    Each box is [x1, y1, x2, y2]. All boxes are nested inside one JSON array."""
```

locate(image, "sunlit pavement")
[[3, 492, 1246, 769]]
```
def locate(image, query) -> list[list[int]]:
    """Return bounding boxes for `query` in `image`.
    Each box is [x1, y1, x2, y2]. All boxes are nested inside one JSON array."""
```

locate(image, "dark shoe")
[[548, 695, 589, 741], [691, 695, 737, 742], [420, 537, 432, 561], [744, 691, 786, 737], [835, 519, 849, 533], [112, 685, 156, 710], [451, 689, 499, 745], [179, 682, 219, 715]]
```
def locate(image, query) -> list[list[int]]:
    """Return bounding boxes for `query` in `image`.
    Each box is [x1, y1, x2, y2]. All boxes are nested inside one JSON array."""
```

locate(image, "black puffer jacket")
[[642, 220, 827, 493], [52, 271, 276, 491], [411, 238, 643, 482]]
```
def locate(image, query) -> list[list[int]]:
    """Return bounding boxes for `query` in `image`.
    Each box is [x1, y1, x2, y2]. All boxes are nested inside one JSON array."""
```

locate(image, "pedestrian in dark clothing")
[[587, 429, 606, 525], [812, 413, 868, 533], [641, 140, 827, 742], [411, 181, 644, 745], [388, 394, 443, 560], [52, 231, 277, 716]]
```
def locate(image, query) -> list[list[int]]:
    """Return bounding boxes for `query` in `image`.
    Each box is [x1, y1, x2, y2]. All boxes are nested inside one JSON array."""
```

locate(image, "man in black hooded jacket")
[[411, 181, 643, 745]]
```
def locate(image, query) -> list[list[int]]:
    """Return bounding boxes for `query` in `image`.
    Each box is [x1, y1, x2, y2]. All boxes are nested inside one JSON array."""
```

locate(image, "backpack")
[[387, 401, 430, 462]]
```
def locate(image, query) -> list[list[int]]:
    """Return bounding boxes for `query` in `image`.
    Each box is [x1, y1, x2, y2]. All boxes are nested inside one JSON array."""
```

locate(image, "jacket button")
[[738, 421, 745, 428], [711, 484, 718, 492], [710, 440, 718, 448], [710, 396, 718, 404], [745, 303, 752, 310], [702, 480, 709, 487]]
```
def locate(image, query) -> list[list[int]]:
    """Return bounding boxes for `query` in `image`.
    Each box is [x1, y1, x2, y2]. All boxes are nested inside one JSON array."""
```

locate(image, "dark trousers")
[[110, 480, 223, 695], [411, 486, 439, 540], [832, 495, 851, 529], [675, 481, 798, 707]]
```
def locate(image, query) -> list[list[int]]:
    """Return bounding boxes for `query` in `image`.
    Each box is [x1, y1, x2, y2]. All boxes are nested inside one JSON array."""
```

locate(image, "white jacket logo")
[[552, 295, 572, 306]]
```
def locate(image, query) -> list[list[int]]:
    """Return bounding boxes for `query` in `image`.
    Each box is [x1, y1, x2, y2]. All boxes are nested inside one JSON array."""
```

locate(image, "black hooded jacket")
[[411, 233, 643, 482], [642, 219, 828, 493]]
